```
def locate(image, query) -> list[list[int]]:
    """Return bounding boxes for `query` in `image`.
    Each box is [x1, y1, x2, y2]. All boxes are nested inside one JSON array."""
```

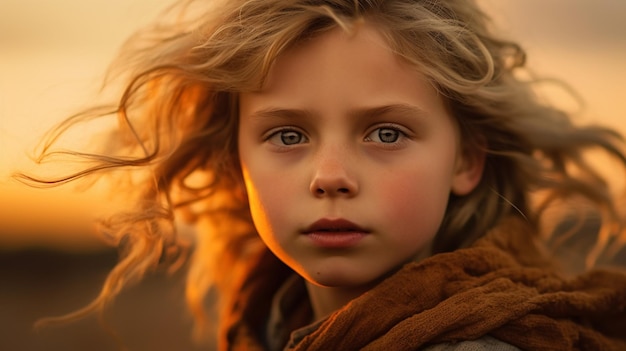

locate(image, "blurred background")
[[0, 0, 625, 350]]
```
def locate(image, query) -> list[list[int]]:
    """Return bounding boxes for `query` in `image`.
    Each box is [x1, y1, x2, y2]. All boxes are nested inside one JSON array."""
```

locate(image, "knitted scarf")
[[222, 217, 626, 350]]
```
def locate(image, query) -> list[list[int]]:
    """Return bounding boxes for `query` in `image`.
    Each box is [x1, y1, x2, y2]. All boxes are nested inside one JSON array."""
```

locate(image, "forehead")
[[262, 23, 407, 89], [241, 22, 446, 120]]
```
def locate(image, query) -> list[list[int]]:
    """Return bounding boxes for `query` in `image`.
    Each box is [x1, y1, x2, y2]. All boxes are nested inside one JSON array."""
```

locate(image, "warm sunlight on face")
[[2, 1, 623, 250], [238, 24, 482, 291]]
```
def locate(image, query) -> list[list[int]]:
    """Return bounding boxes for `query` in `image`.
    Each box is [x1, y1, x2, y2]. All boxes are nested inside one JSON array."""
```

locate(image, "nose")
[[309, 148, 359, 198]]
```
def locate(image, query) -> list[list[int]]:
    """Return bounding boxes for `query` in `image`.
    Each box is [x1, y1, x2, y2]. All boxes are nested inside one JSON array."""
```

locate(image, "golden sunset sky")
[[1, 0, 625, 250]]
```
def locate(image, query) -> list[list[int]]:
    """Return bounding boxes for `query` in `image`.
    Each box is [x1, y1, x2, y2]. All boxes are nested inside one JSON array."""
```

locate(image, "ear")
[[451, 144, 485, 196]]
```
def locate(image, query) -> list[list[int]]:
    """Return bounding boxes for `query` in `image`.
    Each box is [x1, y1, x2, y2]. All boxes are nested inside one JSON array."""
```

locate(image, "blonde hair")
[[21, 0, 626, 341]]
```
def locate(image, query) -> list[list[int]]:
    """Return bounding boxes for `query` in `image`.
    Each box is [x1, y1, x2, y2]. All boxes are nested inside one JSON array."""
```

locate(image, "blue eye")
[[366, 127, 402, 143], [280, 131, 304, 145], [267, 129, 308, 146]]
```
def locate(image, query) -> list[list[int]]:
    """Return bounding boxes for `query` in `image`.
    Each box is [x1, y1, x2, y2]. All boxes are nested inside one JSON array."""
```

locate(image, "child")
[[22, 0, 626, 349]]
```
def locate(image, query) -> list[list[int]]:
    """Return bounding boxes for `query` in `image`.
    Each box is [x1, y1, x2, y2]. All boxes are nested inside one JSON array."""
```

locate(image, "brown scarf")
[[223, 217, 626, 350]]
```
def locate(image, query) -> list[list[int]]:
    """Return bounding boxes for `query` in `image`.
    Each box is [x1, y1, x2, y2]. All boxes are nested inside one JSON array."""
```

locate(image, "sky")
[[0, 0, 625, 250]]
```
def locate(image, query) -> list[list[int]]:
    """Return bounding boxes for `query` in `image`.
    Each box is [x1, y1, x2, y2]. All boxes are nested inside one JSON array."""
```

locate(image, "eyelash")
[[364, 124, 409, 145], [263, 124, 410, 148], [264, 127, 309, 147]]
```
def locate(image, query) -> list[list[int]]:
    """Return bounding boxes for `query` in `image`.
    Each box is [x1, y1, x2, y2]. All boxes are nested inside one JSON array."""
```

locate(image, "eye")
[[365, 127, 404, 143], [266, 128, 308, 146]]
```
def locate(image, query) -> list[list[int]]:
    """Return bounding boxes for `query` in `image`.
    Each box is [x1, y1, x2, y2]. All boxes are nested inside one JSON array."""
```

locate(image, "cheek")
[[241, 170, 265, 226], [243, 168, 296, 234], [376, 166, 452, 237], [243, 172, 286, 253]]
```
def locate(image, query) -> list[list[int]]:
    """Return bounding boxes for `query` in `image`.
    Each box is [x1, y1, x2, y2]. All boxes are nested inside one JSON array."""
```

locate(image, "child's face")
[[238, 24, 481, 289]]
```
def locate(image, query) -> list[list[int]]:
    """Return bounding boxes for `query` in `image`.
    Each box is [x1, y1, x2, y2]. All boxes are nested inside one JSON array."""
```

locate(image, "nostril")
[[314, 187, 350, 195]]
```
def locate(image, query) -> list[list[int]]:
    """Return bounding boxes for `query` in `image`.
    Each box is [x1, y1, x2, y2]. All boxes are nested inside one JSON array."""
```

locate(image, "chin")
[[307, 275, 361, 288], [301, 267, 383, 289]]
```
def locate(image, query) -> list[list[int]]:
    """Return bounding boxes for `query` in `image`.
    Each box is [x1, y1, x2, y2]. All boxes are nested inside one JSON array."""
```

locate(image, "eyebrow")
[[350, 104, 430, 122], [249, 103, 430, 121], [249, 107, 313, 120]]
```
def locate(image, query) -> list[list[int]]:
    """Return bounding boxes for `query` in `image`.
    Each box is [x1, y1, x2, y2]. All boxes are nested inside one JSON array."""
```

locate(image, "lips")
[[302, 218, 369, 234], [302, 218, 369, 248]]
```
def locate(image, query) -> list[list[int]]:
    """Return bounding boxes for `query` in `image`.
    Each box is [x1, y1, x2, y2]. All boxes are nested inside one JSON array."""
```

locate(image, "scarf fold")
[[224, 217, 626, 351]]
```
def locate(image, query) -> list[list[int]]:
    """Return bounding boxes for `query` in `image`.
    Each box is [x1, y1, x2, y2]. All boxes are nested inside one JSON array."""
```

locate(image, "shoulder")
[[422, 336, 521, 351]]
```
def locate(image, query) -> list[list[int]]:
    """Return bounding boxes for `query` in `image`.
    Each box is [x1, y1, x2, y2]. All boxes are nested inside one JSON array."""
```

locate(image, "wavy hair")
[[21, 0, 626, 341]]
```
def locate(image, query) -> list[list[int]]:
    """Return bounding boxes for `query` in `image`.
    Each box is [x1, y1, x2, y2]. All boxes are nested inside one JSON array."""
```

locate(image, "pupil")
[[281, 131, 301, 145], [379, 128, 399, 143]]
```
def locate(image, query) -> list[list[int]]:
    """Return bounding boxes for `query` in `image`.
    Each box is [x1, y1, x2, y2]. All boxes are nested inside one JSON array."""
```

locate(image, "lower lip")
[[305, 231, 367, 248]]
